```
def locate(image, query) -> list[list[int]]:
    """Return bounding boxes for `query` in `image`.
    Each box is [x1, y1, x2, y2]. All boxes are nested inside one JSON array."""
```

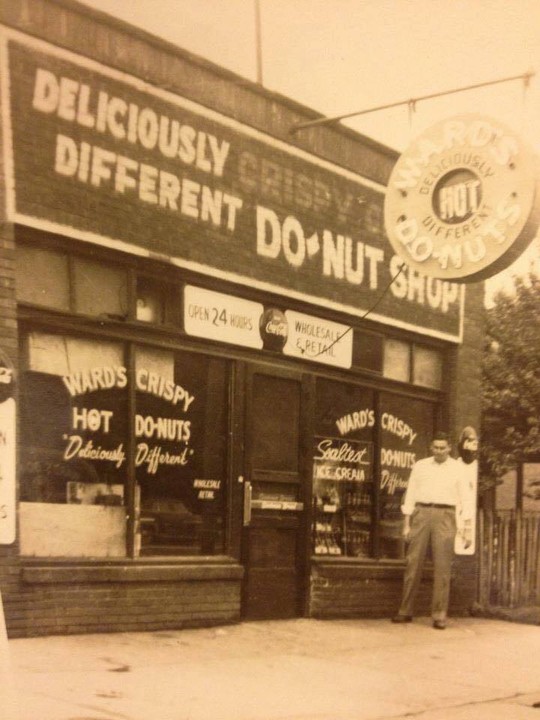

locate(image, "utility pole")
[[254, 0, 263, 85]]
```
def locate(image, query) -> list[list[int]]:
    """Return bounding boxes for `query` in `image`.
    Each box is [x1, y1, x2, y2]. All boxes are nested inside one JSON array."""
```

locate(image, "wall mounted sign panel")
[[184, 285, 263, 349], [283, 311, 353, 369], [0, 349, 16, 545]]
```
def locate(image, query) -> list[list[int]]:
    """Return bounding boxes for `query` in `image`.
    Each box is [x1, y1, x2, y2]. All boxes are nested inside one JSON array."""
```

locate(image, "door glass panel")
[[252, 482, 298, 502], [251, 375, 300, 473], [136, 347, 229, 556]]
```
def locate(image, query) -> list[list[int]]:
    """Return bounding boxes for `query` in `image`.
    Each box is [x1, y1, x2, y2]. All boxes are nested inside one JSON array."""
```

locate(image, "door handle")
[[243, 480, 252, 526]]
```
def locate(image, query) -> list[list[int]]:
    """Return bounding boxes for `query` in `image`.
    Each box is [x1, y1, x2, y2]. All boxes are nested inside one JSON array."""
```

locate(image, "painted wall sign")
[[184, 286, 263, 349], [385, 114, 540, 281], [61, 365, 195, 477], [0, 350, 16, 545], [1, 29, 464, 341], [283, 311, 353, 368]]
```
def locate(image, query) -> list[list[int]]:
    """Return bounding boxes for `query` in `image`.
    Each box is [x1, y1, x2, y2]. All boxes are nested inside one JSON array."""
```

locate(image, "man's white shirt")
[[401, 456, 473, 528]]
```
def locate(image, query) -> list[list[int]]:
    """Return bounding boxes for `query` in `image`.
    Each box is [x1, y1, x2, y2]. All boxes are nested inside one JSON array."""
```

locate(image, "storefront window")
[[136, 276, 182, 325], [16, 245, 70, 310], [136, 277, 166, 323], [312, 380, 375, 558], [16, 243, 128, 319], [136, 347, 228, 556], [383, 339, 410, 382], [383, 339, 443, 390], [352, 330, 383, 373], [72, 258, 128, 318], [19, 333, 229, 558], [378, 393, 434, 558], [19, 333, 128, 557], [413, 345, 443, 389]]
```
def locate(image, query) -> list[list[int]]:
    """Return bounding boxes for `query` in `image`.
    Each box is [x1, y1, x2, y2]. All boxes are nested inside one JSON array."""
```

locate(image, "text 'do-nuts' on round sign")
[[384, 115, 540, 282]]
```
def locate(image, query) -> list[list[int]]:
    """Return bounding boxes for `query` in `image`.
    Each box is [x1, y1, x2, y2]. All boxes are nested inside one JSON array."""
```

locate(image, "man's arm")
[[401, 462, 418, 539]]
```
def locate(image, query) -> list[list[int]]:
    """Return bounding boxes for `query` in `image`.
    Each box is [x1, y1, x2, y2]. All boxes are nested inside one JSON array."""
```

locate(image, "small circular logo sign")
[[384, 115, 540, 281], [259, 308, 288, 351], [458, 426, 479, 465], [432, 168, 482, 224]]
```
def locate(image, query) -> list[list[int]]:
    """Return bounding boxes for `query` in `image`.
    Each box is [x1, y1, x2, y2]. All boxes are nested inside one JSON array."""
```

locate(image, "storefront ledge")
[[21, 559, 244, 585], [311, 558, 434, 580]]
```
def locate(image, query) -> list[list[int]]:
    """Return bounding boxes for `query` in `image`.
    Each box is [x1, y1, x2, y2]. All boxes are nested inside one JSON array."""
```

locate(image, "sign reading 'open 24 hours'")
[[384, 115, 540, 282]]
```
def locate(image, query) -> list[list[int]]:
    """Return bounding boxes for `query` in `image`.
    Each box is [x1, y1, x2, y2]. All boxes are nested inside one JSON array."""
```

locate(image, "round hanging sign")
[[384, 115, 540, 281]]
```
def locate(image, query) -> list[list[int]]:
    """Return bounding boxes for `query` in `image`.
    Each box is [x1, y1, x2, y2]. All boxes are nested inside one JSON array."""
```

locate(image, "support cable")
[[302, 262, 407, 359]]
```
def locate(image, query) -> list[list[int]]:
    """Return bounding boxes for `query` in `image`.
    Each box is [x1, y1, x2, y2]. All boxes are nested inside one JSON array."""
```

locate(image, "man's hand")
[[459, 528, 472, 549], [403, 516, 411, 541]]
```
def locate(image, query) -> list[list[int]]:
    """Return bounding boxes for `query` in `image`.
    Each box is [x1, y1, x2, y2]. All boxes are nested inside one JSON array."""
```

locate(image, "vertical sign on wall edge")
[[0, 348, 16, 545], [455, 426, 479, 555], [0, 349, 17, 720], [0, 581, 18, 720]]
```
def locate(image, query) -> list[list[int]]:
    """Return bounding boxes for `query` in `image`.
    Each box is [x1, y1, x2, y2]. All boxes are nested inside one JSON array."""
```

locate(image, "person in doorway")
[[391, 431, 472, 629]]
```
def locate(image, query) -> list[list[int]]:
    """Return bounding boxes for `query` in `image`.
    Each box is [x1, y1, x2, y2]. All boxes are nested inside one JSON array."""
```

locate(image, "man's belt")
[[416, 502, 455, 509]]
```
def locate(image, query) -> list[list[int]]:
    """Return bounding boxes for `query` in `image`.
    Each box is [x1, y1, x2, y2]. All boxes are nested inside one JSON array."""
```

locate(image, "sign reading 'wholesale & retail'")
[[2, 30, 464, 341]]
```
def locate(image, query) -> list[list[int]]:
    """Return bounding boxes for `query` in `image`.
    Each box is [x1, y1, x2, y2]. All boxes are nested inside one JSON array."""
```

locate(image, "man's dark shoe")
[[391, 615, 412, 623], [432, 620, 446, 630]]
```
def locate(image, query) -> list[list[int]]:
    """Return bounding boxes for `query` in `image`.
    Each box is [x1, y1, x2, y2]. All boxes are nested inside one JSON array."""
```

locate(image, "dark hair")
[[432, 431, 450, 444]]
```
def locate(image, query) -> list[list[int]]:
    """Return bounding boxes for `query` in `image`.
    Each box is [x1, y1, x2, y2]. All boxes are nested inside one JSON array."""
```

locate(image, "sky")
[[79, 0, 540, 301]]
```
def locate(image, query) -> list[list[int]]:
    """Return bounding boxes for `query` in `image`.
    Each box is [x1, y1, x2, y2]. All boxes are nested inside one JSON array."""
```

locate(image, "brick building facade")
[[0, 0, 482, 637]]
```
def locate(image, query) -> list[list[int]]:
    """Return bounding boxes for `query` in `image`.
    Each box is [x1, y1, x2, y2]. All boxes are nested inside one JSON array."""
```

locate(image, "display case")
[[312, 437, 374, 558]]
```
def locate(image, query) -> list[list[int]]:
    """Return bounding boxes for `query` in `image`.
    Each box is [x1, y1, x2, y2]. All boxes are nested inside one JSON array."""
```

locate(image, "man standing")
[[392, 431, 472, 629]]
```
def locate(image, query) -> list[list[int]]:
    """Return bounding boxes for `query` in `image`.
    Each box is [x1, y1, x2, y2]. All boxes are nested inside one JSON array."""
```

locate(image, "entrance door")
[[242, 365, 306, 620]]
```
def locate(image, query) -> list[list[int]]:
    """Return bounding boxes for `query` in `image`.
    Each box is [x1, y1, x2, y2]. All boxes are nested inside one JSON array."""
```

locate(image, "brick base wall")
[[449, 555, 478, 615], [4, 563, 243, 638], [310, 557, 478, 620]]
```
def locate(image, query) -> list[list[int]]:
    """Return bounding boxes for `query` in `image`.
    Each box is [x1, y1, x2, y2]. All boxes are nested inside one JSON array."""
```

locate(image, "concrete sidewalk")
[[4, 616, 540, 720]]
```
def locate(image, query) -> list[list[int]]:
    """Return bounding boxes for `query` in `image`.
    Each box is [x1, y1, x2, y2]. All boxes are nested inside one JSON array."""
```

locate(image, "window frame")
[[17, 326, 233, 560], [15, 229, 448, 567]]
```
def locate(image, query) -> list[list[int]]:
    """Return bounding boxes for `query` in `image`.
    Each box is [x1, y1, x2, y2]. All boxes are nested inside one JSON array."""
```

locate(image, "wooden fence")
[[478, 509, 540, 608]]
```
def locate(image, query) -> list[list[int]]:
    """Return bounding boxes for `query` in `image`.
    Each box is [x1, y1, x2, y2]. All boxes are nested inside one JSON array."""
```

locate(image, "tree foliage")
[[480, 272, 540, 494]]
